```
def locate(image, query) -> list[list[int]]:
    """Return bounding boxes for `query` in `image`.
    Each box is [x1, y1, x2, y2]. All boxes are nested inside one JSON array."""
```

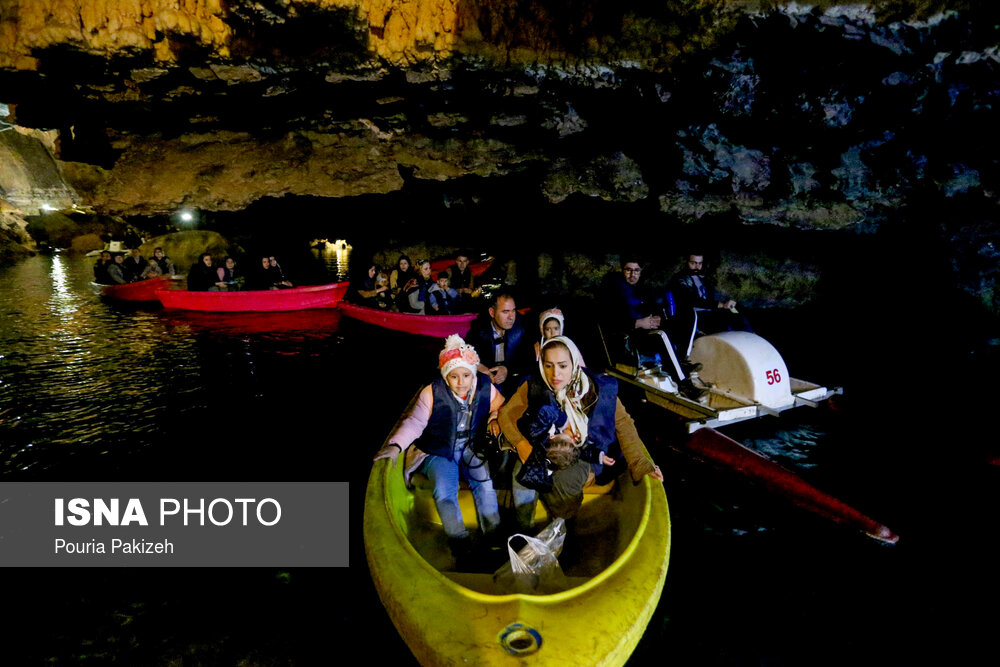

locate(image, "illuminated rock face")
[[0, 2, 997, 311]]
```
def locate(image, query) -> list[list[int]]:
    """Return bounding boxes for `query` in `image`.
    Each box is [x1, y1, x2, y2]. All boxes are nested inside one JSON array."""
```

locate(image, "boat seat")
[[410, 472, 616, 529]]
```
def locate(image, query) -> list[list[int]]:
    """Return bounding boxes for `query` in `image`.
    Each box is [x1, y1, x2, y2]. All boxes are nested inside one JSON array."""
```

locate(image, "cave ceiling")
[[0, 0, 995, 233]]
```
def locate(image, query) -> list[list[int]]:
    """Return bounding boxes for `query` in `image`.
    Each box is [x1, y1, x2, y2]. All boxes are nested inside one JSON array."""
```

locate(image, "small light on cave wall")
[[174, 208, 198, 226]]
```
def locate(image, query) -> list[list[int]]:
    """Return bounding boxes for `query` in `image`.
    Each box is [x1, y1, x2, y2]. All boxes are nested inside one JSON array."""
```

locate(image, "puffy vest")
[[413, 373, 493, 458]]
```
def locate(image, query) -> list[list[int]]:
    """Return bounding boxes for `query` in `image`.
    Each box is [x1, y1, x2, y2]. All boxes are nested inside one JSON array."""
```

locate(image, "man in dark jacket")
[[600, 257, 704, 400], [466, 291, 533, 397], [667, 253, 752, 334], [122, 248, 148, 282]]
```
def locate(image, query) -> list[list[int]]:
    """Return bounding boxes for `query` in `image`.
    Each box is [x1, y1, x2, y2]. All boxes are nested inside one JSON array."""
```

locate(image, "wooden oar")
[[679, 427, 899, 544]]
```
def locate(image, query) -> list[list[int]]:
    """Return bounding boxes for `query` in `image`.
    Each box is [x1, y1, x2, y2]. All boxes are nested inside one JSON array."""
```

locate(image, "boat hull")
[[93, 276, 181, 302], [156, 282, 349, 312], [364, 453, 670, 666], [339, 303, 478, 338]]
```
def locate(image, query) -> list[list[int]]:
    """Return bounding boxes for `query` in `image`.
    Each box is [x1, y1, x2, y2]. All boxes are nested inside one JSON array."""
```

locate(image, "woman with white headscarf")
[[499, 335, 662, 527]]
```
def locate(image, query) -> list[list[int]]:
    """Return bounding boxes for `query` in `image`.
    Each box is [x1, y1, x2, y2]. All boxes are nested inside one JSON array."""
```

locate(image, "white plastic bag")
[[493, 518, 568, 593]]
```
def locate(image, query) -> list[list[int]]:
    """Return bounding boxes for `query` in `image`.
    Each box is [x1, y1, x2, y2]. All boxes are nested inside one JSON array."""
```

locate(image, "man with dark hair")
[[466, 291, 533, 397], [122, 247, 148, 282], [601, 256, 705, 400], [667, 253, 752, 333], [447, 250, 476, 312]]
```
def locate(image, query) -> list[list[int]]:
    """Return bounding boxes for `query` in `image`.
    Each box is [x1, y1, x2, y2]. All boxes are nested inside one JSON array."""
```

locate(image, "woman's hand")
[[488, 419, 501, 437], [373, 443, 402, 466], [599, 453, 616, 466], [648, 464, 664, 482]]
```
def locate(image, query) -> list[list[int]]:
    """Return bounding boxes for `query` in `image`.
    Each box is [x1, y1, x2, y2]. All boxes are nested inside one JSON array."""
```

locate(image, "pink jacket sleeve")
[[387, 385, 434, 451]]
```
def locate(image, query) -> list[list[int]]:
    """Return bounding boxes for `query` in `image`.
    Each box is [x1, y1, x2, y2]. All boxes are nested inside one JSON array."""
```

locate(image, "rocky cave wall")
[[0, 1, 997, 314]]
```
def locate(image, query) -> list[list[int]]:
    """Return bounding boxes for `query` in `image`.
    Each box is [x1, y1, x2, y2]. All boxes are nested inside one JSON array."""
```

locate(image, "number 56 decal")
[[766, 369, 782, 385]]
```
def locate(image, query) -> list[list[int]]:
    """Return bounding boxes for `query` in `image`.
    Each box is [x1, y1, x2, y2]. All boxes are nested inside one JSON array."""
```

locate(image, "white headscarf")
[[538, 308, 565, 339], [538, 336, 590, 445]]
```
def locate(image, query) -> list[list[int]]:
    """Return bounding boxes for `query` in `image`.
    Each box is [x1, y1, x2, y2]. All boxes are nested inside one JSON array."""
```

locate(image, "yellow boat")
[[363, 450, 671, 666]]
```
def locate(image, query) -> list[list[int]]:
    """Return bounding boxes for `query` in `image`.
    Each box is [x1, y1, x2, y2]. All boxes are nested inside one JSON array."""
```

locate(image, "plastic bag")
[[492, 518, 569, 594]]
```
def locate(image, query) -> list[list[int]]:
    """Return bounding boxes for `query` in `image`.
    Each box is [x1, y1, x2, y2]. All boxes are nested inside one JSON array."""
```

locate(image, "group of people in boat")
[[185, 253, 293, 292], [350, 252, 479, 315], [372, 251, 750, 568], [93, 247, 176, 285]]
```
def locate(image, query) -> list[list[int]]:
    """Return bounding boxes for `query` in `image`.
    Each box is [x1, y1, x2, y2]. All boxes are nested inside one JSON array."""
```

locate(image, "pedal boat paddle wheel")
[[603, 329, 898, 545]]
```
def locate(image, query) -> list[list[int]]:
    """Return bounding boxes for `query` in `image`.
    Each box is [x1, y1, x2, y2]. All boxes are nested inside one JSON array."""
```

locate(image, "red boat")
[[429, 256, 493, 277], [338, 302, 477, 338], [157, 282, 350, 312], [92, 276, 183, 302]]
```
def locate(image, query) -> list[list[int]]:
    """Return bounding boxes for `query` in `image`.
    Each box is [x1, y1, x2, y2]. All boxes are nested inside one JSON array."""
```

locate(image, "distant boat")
[[365, 444, 670, 666], [91, 275, 183, 302], [157, 282, 349, 312], [338, 303, 478, 338], [429, 256, 494, 277]]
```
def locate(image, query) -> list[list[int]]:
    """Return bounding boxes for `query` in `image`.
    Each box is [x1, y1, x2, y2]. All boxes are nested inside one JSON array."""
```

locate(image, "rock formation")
[[0, 1, 996, 313]]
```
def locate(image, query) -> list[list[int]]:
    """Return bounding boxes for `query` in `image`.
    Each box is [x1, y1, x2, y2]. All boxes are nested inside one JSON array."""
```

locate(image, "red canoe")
[[338, 302, 478, 338], [429, 256, 493, 277], [680, 427, 899, 544], [93, 276, 183, 302], [157, 282, 350, 312]]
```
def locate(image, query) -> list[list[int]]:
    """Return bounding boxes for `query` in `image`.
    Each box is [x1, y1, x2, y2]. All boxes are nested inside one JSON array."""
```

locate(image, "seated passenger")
[[352, 263, 392, 310], [93, 251, 114, 284], [667, 252, 752, 334], [216, 257, 241, 290], [398, 259, 433, 314], [249, 256, 292, 290], [499, 336, 663, 529], [427, 272, 459, 314], [187, 253, 224, 291], [151, 247, 176, 276], [467, 291, 534, 398], [122, 248, 148, 282], [373, 335, 505, 564], [389, 254, 415, 300], [141, 258, 164, 279], [107, 254, 128, 285], [447, 251, 479, 311], [600, 256, 704, 400], [268, 256, 293, 288], [532, 307, 584, 366]]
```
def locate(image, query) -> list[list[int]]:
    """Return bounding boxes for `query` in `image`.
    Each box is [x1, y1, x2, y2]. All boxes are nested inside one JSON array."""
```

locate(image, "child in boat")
[[427, 271, 459, 314], [533, 308, 585, 366], [373, 335, 505, 562]]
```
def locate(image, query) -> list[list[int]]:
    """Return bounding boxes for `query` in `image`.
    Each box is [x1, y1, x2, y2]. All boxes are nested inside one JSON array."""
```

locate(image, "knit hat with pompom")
[[439, 334, 480, 379]]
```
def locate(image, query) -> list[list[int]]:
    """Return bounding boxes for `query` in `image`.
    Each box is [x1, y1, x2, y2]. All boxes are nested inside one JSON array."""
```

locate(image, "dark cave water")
[[1, 250, 997, 665]]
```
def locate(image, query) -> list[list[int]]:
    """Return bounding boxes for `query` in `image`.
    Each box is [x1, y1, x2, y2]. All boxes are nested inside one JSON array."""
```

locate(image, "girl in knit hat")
[[374, 335, 505, 564]]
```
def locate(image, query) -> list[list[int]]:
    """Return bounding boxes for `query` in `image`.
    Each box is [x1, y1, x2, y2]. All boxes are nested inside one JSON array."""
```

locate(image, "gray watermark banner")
[[0, 482, 348, 567]]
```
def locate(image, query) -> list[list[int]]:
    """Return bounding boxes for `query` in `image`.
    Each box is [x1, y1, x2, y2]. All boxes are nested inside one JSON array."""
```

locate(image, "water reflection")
[[311, 238, 352, 281], [0, 254, 349, 477]]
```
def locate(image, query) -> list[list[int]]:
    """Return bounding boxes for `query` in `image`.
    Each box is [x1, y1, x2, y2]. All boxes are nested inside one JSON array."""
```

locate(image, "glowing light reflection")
[[49, 255, 79, 318], [312, 238, 352, 282]]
